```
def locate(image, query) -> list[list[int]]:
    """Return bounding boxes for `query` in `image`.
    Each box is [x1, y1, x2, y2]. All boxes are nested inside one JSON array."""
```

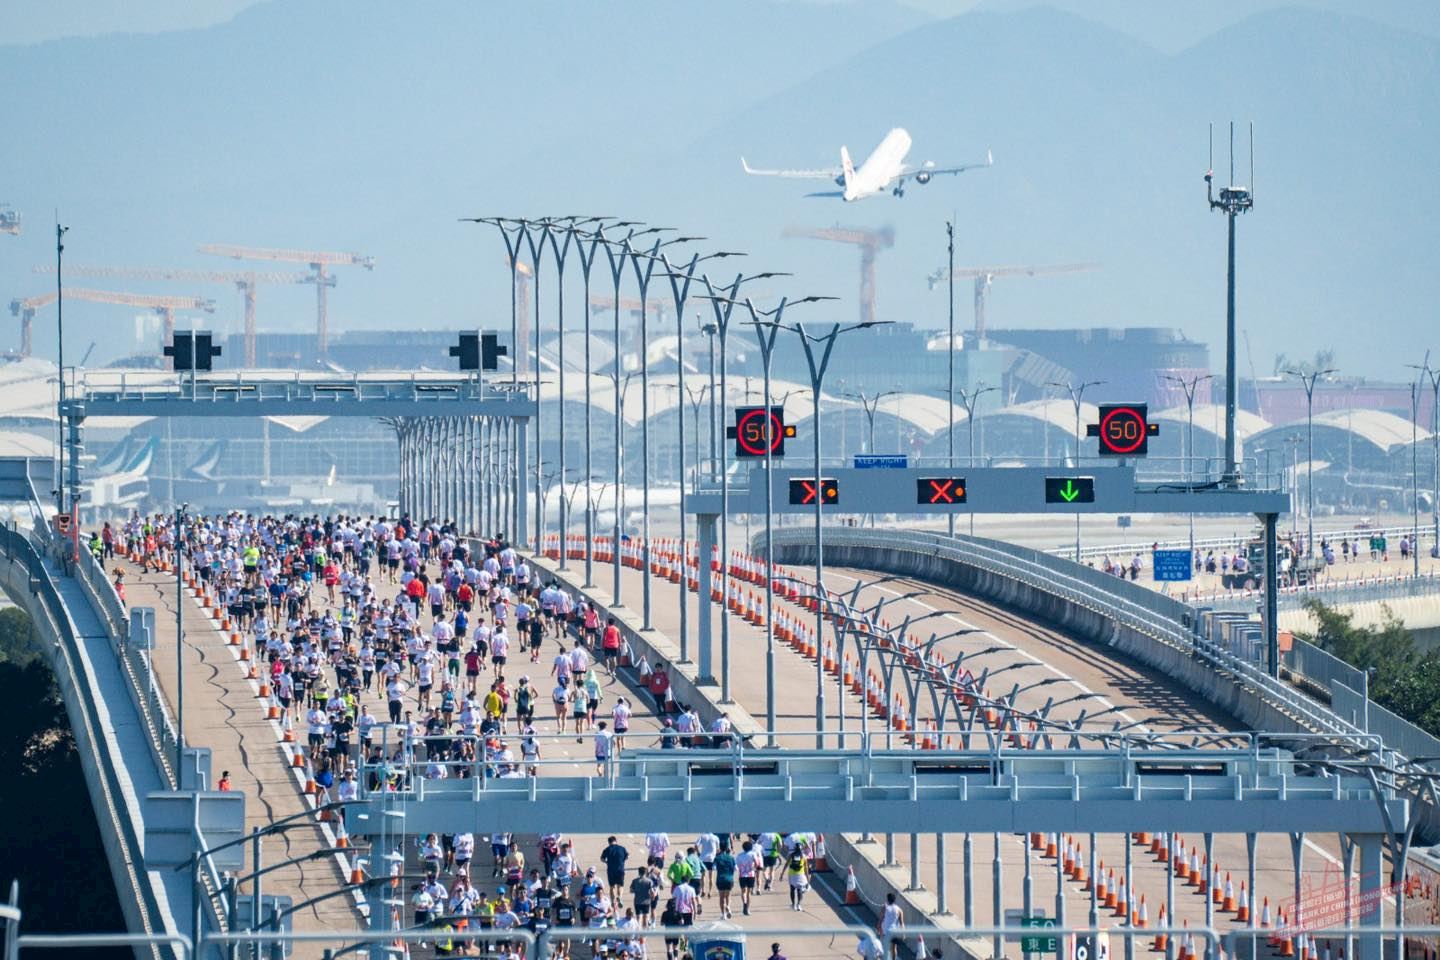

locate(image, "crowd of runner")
[[112, 511, 836, 957]]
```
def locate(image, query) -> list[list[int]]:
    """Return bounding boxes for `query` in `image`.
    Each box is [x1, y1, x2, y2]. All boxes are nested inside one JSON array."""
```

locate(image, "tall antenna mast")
[[1205, 120, 1255, 487]]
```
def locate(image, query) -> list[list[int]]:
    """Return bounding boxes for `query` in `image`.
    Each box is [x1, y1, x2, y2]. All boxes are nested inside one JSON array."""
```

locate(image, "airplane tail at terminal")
[[840, 145, 855, 193]]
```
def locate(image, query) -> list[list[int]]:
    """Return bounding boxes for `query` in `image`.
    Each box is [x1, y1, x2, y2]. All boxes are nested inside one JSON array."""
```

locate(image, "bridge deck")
[[124, 570, 360, 958], [535, 548, 1388, 957], [120, 561, 868, 960]]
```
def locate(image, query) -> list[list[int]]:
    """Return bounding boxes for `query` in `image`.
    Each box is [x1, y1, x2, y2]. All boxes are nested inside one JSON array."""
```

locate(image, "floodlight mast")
[[1205, 121, 1255, 488]]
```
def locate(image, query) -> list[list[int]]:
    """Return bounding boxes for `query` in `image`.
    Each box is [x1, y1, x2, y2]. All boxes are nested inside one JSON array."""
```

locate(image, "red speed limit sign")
[[1087, 403, 1158, 456]]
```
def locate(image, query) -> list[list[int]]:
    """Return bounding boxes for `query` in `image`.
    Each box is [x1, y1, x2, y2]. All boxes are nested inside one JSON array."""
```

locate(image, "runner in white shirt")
[[645, 833, 669, 867], [694, 833, 720, 897], [735, 839, 762, 915]]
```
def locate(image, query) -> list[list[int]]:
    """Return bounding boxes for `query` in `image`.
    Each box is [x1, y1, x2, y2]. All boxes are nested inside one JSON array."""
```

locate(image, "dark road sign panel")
[[1086, 403, 1158, 456], [916, 477, 968, 505], [788, 477, 839, 505], [728, 406, 796, 458], [1044, 476, 1095, 504]]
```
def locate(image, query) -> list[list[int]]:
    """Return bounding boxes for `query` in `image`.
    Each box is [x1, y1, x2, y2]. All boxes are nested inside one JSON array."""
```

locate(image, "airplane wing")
[[890, 149, 994, 187], [741, 157, 843, 181]]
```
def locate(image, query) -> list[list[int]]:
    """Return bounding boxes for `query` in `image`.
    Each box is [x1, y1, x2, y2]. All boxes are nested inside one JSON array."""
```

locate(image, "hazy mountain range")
[[1, 1, 1435, 379]]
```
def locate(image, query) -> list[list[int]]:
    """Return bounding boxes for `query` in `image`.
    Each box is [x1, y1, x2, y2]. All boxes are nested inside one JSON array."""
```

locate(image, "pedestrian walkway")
[[124, 569, 361, 959]]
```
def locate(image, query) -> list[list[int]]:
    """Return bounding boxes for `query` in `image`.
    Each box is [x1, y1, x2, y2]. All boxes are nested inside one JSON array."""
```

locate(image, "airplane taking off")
[[741, 128, 991, 201]]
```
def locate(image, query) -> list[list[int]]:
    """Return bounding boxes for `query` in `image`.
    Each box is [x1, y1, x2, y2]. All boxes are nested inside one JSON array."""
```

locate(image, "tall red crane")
[[198, 244, 375, 358], [34, 264, 310, 366], [10, 288, 215, 358], [783, 224, 895, 326]]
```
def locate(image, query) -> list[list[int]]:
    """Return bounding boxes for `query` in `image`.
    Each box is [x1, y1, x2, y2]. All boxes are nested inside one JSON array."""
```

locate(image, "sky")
[[2, 1, 1435, 380]]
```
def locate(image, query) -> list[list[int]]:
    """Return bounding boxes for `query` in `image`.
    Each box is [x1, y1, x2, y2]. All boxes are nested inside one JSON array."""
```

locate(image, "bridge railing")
[[69, 537, 180, 789], [763, 526, 1368, 744], [1198, 570, 1440, 612], [0, 526, 172, 959]]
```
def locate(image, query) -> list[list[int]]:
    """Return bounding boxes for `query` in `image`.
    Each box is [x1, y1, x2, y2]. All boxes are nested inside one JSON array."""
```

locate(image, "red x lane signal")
[[788, 478, 839, 506], [916, 477, 968, 505]]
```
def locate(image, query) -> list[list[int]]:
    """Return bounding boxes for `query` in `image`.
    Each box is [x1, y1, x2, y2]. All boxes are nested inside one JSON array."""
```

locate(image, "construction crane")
[[198, 244, 375, 358], [10, 288, 215, 358], [783, 224, 895, 326], [927, 262, 1099, 339], [0, 205, 19, 236], [33, 264, 310, 366]]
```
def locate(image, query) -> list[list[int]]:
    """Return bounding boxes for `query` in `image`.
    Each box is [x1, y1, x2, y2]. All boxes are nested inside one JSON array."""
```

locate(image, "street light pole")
[[652, 248, 745, 663], [55, 222, 69, 519], [946, 219, 957, 537], [521, 220, 558, 556], [1165, 373, 1215, 564], [956, 382, 997, 536], [598, 226, 663, 604], [571, 219, 636, 587], [734, 296, 833, 743], [769, 317, 888, 747], [1408, 357, 1438, 567], [695, 271, 788, 692], [1284, 367, 1337, 557], [462, 216, 532, 539], [1048, 379, 1105, 562], [174, 504, 186, 782]]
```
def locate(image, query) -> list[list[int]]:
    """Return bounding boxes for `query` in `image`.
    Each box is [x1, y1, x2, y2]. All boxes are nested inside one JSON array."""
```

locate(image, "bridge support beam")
[[696, 512, 717, 684], [1355, 833, 1384, 960], [1262, 511, 1280, 677]]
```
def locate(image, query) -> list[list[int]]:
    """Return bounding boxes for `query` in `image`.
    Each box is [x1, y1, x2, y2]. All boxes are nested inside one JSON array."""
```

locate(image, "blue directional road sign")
[[853, 454, 908, 469], [1152, 549, 1194, 582]]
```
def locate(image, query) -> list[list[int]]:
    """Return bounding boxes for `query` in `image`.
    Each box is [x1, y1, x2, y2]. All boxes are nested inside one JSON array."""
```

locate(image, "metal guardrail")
[[71, 543, 179, 787], [1199, 571, 1440, 613], [763, 526, 1366, 744], [0, 527, 170, 959], [1059, 523, 1435, 564]]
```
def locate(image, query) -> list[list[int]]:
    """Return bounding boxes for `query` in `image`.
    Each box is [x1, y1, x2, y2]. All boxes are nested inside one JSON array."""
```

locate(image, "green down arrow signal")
[[1045, 476, 1095, 504]]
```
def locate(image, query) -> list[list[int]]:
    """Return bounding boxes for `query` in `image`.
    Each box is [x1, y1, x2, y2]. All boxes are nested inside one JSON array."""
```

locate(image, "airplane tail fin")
[[840, 145, 855, 192]]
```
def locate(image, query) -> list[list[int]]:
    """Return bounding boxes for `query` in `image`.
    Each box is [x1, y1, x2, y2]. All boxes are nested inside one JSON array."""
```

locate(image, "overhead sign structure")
[[1044, 476, 1095, 504], [163, 331, 222, 372], [1152, 549, 1195, 582], [1086, 403, 1159, 457], [916, 476, 967, 505], [449, 331, 508, 372], [789, 477, 839, 506], [854, 455, 908, 470], [684, 465, 1287, 517], [728, 406, 796, 459]]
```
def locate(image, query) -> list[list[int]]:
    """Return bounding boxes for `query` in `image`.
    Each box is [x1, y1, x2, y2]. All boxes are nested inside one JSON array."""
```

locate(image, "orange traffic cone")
[[1221, 873, 1236, 912], [813, 835, 830, 872], [1236, 882, 1250, 923], [282, 720, 295, 743], [1153, 905, 1168, 951], [845, 866, 861, 905], [291, 744, 305, 767], [1136, 893, 1148, 928], [350, 861, 365, 885]]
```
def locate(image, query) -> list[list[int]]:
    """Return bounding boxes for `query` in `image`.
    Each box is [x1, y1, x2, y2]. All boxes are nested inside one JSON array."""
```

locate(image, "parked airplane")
[[741, 128, 991, 201]]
